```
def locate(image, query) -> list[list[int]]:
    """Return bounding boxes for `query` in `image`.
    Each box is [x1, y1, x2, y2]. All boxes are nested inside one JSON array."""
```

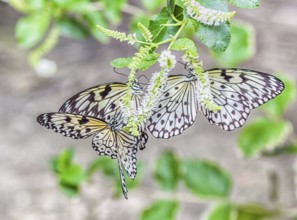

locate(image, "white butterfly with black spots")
[[148, 68, 285, 139], [37, 113, 139, 199]]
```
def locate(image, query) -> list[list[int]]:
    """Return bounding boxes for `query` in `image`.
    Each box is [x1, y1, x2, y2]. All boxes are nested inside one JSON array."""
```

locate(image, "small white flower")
[[158, 50, 176, 70]]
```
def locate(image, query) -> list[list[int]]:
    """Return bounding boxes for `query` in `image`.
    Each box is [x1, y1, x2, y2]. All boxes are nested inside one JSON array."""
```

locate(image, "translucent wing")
[[37, 113, 107, 138], [148, 75, 197, 139], [199, 68, 285, 130], [59, 82, 143, 123], [92, 128, 138, 179]]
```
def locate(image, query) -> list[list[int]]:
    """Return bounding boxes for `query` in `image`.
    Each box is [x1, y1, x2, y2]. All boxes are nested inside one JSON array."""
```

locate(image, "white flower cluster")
[[127, 33, 137, 45], [184, 0, 235, 26], [158, 50, 177, 70]]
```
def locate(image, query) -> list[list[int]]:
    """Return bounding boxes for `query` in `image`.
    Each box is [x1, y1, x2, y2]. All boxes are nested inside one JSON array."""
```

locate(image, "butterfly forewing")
[[148, 75, 197, 139], [37, 113, 107, 138], [200, 68, 285, 130]]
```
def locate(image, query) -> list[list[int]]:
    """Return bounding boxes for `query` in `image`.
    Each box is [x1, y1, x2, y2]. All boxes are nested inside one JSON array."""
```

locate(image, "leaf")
[[84, 12, 109, 43], [261, 74, 296, 117], [111, 53, 158, 70], [148, 5, 183, 43], [59, 181, 80, 198], [196, 22, 231, 53], [57, 18, 89, 39], [205, 202, 235, 220], [171, 38, 197, 56], [140, 200, 179, 220], [236, 203, 277, 220], [154, 151, 180, 191], [102, 0, 125, 24], [142, 0, 164, 11], [195, 0, 231, 52], [9, 0, 45, 12], [15, 12, 50, 49], [60, 164, 85, 185], [182, 160, 231, 198], [54, 148, 74, 173], [167, 0, 175, 13], [238, 118, 293, 157], [211, 22, 255, 67], [227, 0, 260, 8]]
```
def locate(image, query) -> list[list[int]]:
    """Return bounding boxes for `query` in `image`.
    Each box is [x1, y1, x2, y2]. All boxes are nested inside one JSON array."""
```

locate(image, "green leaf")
[[59, 181, 80, 198], [56, 148, 74, 172], [102, 0, 125, 24], [236, 203, 277, 220], [154, 151, 180, 191], [261, 74, 296, 117], [142, 0, 164, 11], [57, 18, 88, 39], [227, 0, 260, 8], [182, 160, 231, 198], [111, 57, 133, 68], [148, 5, 183, 43], [167, 0, 175, 13], [111, 54, 158, 70], [84, 12, 109, 43], [15, 12, 50, 49], [60, 164, 85, 185], [238, 118, 293, 157], [9, 0, 45, 12], [196, 22, 231, 53], [140, 200, 179, 220], [205, 202, 235, 220], [211, 22, 255, 67], [195, 0, 231, 52], [171, 38, 197, 56]]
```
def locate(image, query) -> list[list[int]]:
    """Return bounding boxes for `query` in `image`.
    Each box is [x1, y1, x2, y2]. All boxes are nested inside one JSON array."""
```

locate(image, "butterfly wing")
[[59, 83, 127, 123], [117, 155, 128, 199], [37, 113, 107, 138], [199, 68, 285, 130], [92, 129, 138, 179], [148, 75, 197, 139]]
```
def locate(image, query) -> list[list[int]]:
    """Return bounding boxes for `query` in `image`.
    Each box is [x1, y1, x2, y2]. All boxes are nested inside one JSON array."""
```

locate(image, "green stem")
[[167, 19, 188, 49]]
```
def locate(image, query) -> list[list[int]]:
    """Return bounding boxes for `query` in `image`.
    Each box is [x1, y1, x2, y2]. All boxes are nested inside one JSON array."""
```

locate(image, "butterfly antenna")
[[178, 60, 186, 66], [113, 67, 128, 78]]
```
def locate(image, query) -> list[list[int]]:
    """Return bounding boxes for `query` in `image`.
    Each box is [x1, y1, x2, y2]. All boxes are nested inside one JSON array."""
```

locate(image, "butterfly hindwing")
[[37, 113, 107, 139], [148, 75, 197, 139]]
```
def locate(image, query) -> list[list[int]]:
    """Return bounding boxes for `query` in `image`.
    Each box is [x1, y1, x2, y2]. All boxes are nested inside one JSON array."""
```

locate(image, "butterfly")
[[58, 81, 148, 150], [37, 112, 139, 199], [148, 68, 285, 139]]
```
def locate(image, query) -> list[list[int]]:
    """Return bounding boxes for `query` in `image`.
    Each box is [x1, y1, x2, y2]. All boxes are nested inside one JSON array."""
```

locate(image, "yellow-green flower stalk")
[[97, 25, 137, 45], [183, 0, 235, 26]]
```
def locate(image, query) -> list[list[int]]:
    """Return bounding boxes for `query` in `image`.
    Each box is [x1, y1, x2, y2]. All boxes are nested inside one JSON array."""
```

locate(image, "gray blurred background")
[[0, 0, 297, 219]]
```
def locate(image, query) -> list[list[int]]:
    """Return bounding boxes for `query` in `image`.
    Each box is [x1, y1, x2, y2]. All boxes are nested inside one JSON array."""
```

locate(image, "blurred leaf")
[[205, 202, 235, 220], [148, 5, 183, 43], [154, 151, 180, 191], [227, 0, 260, 8], [57, 18, 89, 39], [59, 181, 80, 198], [16, 12, 50, 49], [195, 0, 231, 52], [60, 164, 85, 185], [86, 157, 118, 178], [142, 0, 164, 11], [171, 38, 197, 56], [9, 0, 45, 12], [182, 160, 231, 198], [238, 118, 293, 157], [236, 203, 277, 220], [111, 57, 133, 68], [196, 22, 231, 53], [111, 53, 158, 70], [211, 22, 254, 67], [261, 74, 296, 117], [102, 0, 126, 24], [284, 143, 297, 155], [52, 0, 90, 12], [130, 16, 150, 40], [140, 200, 179, 220], [56, 148, 74, 172], [167, 0, 176, 14], [84, 12, 109, 43], [198, 0, 229, 11]]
